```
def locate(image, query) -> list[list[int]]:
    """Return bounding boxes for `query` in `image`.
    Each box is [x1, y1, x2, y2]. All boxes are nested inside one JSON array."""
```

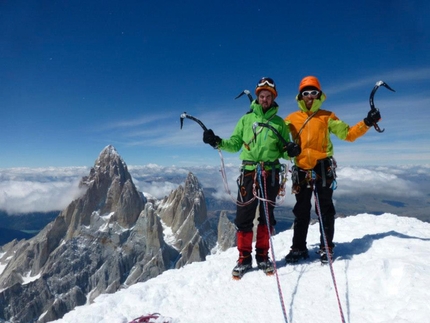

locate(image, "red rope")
[[258, 166, 289, 323]]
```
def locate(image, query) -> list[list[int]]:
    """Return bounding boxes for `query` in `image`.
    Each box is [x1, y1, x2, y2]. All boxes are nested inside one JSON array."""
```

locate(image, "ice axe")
[[252, 122, 301, 158], [252, 122, 289, 147], [235, 89, 254, 103], [369, 80, 396, 133], [180, 112, 208, 131]]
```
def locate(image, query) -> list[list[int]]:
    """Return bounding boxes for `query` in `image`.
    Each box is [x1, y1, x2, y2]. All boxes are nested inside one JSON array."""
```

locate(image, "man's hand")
[[283, 142, 301, 157], [203, 129, 221, 148], [364, 109, 381, 127]]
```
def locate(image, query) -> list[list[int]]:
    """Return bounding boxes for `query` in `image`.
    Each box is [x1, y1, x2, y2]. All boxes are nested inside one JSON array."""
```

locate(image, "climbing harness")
[[290, 158, 337, 193], [235, 160, 288, 207], [368, 80, 396, 133]]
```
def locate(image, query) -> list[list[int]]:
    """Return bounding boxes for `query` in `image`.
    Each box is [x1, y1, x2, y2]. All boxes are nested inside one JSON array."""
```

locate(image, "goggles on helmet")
[[257, 77, 276, 88]]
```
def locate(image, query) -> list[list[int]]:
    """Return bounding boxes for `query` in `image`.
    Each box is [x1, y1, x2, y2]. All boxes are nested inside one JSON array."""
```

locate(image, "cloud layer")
[[1, 163, 428, 216], [0, 167, 88, 214]]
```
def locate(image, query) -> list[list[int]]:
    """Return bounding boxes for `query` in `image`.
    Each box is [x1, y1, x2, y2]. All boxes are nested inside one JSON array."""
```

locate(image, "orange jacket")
[[284, 93, 370, 170]]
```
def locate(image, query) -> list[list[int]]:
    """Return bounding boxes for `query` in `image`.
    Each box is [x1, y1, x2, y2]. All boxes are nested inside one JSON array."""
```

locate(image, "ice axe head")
[[235, 90, 253, 103], [376, 81, 396, 93], [180, 112, 187, 129], [369, 80, 395, 133]]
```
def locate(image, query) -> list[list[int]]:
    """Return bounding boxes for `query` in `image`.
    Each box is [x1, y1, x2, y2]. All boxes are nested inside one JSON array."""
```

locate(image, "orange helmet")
[[299, 76, 321, 92], [255, 77, 277, 98]]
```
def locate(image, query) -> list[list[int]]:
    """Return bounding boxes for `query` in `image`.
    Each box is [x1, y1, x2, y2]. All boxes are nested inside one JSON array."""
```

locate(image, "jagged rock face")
[[0, 145, 149, 322], [0, 146, 226, 323], [64, 145, 144, 238], [157, 172, 217, 268], [217, 211, 237, 251]]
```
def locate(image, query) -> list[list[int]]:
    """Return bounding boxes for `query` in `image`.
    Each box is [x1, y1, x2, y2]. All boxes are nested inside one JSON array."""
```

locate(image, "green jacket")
[[218, 100, 292, 170]]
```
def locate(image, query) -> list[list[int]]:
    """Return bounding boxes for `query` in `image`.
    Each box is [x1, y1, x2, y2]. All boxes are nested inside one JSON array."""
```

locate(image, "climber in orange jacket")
[[284, 75, 381, 263]]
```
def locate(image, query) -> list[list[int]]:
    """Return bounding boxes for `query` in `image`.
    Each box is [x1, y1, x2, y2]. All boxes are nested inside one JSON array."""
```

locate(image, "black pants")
[[291, 160, 336, 250], [235, 169, 279, 232]]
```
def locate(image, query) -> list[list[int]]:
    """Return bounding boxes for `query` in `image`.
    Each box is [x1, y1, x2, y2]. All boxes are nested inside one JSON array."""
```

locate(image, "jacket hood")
[[296, 92, 327, 113]]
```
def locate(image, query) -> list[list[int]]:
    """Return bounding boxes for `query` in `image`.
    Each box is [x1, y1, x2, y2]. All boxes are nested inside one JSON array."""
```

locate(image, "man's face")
[[258, 90, 274, 110], [299, 88, 320, 110]]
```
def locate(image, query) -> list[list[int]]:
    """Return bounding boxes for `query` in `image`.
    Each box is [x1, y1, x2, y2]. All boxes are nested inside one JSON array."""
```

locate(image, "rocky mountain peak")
[[65, 145, 143, 237], [0, 147, 234, 323], [93, 145, 128, 178]]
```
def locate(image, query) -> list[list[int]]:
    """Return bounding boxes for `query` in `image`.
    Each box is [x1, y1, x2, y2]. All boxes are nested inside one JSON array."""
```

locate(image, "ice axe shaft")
[[252, 122, 289, 147], [368, 80, 395, 133]]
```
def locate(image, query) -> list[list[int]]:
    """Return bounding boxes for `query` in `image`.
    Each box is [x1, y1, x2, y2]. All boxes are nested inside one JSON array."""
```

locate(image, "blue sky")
[[1, 1, 429, 168]]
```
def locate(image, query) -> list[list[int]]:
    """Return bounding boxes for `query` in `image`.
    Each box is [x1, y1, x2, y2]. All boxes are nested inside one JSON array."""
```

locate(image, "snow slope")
[[52, 213, 430, 323]]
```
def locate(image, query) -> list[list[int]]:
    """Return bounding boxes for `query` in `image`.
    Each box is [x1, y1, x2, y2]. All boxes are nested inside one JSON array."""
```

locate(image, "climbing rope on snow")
[[313, 180, 346, 323], [257, 164, 289, 323]]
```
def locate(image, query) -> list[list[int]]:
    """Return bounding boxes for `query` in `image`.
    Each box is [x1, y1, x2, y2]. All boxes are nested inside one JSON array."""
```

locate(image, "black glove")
[[364, 109, 381, 127], [203, 129, 221, 148], [283, 142, 301, 157]]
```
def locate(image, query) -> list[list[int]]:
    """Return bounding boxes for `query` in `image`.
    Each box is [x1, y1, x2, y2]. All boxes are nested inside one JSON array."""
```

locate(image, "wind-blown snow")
[[53, 213, 430, 323]]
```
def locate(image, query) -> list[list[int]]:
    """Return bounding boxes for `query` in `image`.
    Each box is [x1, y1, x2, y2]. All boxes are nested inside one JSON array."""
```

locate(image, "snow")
[[0, 252, 6, 276], [160, 220, 178, 248], [52, 213, 430, 323], [22, 271, 41, 285]]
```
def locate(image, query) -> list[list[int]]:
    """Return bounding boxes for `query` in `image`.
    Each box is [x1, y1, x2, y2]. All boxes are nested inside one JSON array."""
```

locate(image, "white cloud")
[[0, 164, 428, 215], [325, 67, 430, 94], [0, 179, 86, 214], [138, 181, 180, 200], [335, 166, 424, 198], [0, 167, 88, 214]]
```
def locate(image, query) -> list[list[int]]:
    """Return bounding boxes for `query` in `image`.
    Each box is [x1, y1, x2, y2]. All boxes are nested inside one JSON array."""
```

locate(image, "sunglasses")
[[257, 78, 276, 88], [301, 90, 320, 97]]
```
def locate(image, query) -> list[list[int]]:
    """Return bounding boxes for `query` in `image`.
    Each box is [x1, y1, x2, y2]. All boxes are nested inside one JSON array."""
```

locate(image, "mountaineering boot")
[[232, 252, 252, 279], [319, 246, 334, 264], [255, 225, 275, 275], [232, 231, 254, 279], [256, 250, 275, 275], [285, 248, 309, 263]]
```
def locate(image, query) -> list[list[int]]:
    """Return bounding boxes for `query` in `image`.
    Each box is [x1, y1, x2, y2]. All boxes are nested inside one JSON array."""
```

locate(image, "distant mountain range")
[[0, 145, 236, 322], [1, 188, 428, 247]]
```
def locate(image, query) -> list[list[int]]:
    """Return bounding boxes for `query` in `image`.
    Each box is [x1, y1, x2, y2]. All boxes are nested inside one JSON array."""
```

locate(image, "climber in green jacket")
[[203, 77, 300, 278]]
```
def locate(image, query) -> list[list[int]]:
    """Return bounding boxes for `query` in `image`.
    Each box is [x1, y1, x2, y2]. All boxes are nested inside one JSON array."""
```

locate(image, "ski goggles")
[[257, 77, 276, 88], [301, 90, 320, 97]]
